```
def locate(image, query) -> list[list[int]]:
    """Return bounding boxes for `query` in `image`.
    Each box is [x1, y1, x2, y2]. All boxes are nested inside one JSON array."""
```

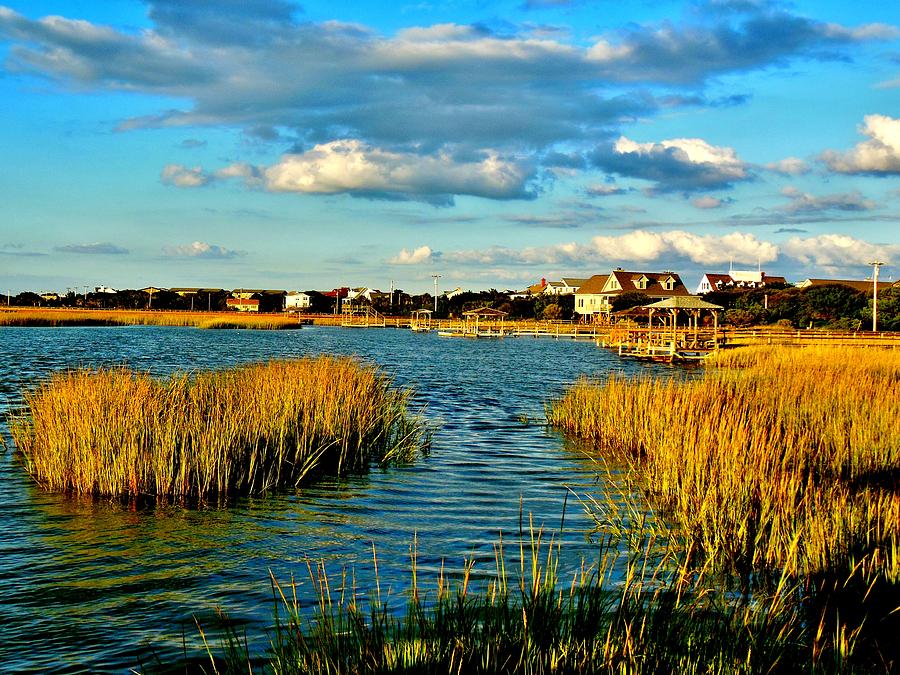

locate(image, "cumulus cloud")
[[54, 242, 128, 254], [781, 234, 899, 266], [591, 230, 777, 265], [201, 140, 536, 201], [780, 186, 876, 213], [161, 164, 212, 187], [820, 115, 900, 175], [592, 136, 749, 192], [765, 157, 810, 175], [162, 241, 246, 259], [389, 245, 434, 264]]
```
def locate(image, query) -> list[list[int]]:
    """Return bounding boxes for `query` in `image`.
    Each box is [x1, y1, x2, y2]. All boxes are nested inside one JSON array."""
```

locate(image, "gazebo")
[[462, 307, 509, 337], [410, 308, 433, 332], [642, 296, 724, 350]]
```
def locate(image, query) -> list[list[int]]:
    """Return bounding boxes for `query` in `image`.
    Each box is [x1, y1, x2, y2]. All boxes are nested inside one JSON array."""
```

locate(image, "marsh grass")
[[547, 345, 900, 667], [0, 309, 303, 329], [188, 513, 871, 675], [10, 357, 426, 503]]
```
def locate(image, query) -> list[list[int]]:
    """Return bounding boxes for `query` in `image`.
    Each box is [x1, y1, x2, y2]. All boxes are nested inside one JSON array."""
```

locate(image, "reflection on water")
[[0, 325, 670, 672]]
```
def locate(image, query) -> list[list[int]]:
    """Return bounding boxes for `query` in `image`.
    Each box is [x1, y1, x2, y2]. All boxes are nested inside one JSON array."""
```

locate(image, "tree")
[[542, 303, 562, 320]]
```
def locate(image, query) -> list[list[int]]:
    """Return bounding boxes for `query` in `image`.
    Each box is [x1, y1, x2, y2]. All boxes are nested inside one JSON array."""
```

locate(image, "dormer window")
[[662, 275, 676, 291], [634, 275, 650, 290]]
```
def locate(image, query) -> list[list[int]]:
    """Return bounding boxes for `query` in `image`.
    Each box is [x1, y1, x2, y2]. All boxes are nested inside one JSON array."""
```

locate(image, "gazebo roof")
[[463, 307, 508, 317], [643, 296, 724, 310], [412, 308, 433, 315]]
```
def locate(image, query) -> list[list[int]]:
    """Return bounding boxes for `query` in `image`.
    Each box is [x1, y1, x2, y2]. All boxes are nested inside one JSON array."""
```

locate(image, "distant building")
[[226, 297, 260, 312], [796, 278, 892, 294], [696, 270, 786, 294], [39, 292, 60, 301], [93, 286, 118, 294], [443, 287, 465, 299], [285, 291, 314, 310]]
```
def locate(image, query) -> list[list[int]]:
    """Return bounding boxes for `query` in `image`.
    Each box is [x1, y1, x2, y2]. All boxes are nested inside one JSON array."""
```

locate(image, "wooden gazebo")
[[445, 307, 509, 337], [642, 296, 724, 352]]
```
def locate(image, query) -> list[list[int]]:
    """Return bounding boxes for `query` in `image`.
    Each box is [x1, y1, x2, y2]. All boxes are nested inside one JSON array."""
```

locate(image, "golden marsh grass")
[[0, 308, 303, 329], [547, 346, 900, 582], [10, 357, 425, 502]]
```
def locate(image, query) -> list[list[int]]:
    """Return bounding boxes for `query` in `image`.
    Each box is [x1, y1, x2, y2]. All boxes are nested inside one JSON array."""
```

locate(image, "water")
[[0, 325, 671, 672]]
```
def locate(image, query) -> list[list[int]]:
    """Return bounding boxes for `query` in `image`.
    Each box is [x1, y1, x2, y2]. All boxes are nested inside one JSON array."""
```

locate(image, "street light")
[[869, 260, 884, 332], [431, 274, 441, 313]]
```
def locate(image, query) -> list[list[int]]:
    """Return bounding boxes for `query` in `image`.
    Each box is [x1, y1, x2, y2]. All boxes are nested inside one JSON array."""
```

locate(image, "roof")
[[607, 270, 690, 297], [575, 274, 610, 295], [527, 281, 547, 294], [800, 279, 892, 293], [561, 277, 589, 288], [226, 297, 259, 305], [463, 307, 508, 317], [701, 273, 734, 287], [643, 296, 724, 310]]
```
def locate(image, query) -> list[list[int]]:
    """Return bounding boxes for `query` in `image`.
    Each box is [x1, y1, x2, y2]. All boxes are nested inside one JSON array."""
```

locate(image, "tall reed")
[[0, 309, 303, 329], [10, 357, 425, 502], [192, 521, 860, 674], [547, 346, 899, 667]]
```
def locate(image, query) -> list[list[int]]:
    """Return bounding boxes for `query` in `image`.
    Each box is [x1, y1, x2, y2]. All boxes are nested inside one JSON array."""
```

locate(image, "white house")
[[285, 291, 314, 310]]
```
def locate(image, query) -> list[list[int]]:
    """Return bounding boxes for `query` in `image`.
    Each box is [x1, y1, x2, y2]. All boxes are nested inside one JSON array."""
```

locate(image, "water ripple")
[[0, 325, 662, 672]]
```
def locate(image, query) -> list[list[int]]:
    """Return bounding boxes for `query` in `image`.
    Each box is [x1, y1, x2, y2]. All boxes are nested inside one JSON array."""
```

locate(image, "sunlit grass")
[[10, 357, 426, 503], [0, 308, 303, 329]]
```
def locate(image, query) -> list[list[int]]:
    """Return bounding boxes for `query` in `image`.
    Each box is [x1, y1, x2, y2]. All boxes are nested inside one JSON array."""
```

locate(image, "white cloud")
[[820, 114, 900, 174], [160, 164, 211, 187], [591, 230, 777, 265], [781, 234, 899, 266], [594, 135, 749, 192], [389, 245, 433, 265], [163, 241, 245, 259], [765, 157, 810, 175], [691, 196, 725, 209], [258, 140, 534, 200]]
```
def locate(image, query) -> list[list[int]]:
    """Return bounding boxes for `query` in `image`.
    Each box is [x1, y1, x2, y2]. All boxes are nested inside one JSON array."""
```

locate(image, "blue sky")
[[1, 0, 898, 294]]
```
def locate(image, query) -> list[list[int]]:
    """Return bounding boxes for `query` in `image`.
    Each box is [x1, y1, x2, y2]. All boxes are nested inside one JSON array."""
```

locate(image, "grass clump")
[[547, 345, 900, 668], [191, 519, 859, 675], [10, 357, 425, 503], [198, 317, 303, 330]]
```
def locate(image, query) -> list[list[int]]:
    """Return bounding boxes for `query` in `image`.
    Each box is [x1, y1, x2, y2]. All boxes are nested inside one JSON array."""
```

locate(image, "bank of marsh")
[[547, 345, 899, 667], [10, 357, 425, 502]]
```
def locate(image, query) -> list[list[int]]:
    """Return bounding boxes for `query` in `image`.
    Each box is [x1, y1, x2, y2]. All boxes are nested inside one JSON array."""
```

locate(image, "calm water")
[[0, 326, 671, 672]]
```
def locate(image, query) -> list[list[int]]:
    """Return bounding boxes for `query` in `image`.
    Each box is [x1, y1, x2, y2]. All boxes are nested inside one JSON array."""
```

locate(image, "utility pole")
[[431, 274, 441, 313], [869, 260, 884, 332], [390, 279, 394, 309]]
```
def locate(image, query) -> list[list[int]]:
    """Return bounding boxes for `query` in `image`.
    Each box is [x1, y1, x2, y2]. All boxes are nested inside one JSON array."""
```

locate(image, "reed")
[[190, 520, 884, 674], [0, 308, 303, 329], [547, 346, 899, 666], [10, 357, 425, 502]]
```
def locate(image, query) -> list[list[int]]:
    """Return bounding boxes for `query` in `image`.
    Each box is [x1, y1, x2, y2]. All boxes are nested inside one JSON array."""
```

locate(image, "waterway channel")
[[0, 325, 675, 672]]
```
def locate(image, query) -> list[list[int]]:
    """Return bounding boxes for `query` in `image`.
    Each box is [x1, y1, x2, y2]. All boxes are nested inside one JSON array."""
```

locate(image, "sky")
[[1, 0, 898, 295]]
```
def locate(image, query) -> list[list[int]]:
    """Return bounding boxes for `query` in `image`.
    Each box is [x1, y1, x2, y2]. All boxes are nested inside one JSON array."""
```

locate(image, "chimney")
[[541, 277, 547, 287]]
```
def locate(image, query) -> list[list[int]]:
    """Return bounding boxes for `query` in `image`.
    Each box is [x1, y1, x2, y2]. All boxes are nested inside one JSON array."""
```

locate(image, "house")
[[696, 270, 787, 294], [573, 274, 610, 318], [576, 270, 690, 318], [226, 297, 260, 312], [39, 292, 60, 301], [93, 286, 118, 294], [797, 278, 893, 294], [285, 291, 314, 310], [346, 287, 383, 303], [443, 287, 465, 299], [171, 287, 223, 297], [557, 277, 588, 295]]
